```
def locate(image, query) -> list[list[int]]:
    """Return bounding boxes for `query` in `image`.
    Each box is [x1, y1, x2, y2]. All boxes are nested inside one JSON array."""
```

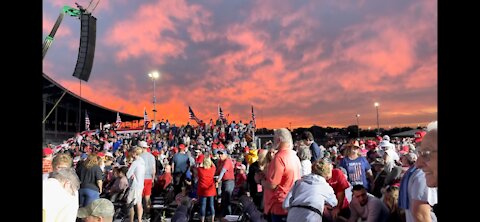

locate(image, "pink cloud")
[[342, 23, 414, 77], [105, 0, 210, 64]]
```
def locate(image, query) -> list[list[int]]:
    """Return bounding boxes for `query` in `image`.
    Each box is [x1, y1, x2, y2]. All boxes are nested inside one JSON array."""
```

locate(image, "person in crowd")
[[384, 163, 403, 188], [283, 158, 338, 222], [172, 144, 190, 195], [171, 196, 192, 222], [379, 140, 400, 174], [138, 141, 156, 212], [76, 154, 104, 207], [126, 146, 146, 222], [339, 143, 374, 191], [383, 185, 404, 222], [234, 164, 247, 196], [248, 149, 267, 210], [398, 151, 437, 222], [245, 147, 259, 171], [260, 128, 302, 222], [415, 120, 438, 218], [77, 198, 115, 222], [153, 164, 173, 197], [301, 131, 322, 162], [197, 154, 216, 222], [323, 160, 352, 221], [415, 121, 437, 188], [348, 185, 389, 222], [43, 168, 80, 222], [255, 144, 277, 214], [52, 153, 73, 172], [214, 149, 235, 221], [370, 158, 388, 198], [107, 166, 129, 202], [296, 144, 312, 177]]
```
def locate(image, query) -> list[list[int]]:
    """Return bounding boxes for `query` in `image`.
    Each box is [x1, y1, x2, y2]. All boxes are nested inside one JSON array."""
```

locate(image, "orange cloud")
[[105, 0, 210, 64], [44, 0, 437, 129]]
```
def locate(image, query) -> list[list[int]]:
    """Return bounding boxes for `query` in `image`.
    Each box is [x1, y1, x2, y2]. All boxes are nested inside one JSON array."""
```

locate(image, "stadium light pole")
[[148, 71, 160, 123], [374, 102, 380, 135], [356, 114, 360, 138]]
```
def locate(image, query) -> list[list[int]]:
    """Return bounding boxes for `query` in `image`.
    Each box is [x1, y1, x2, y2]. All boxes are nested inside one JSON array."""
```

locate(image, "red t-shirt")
[[235, 172, 247, 188], [327, 168, 350, 209], [216, 158, 234, 181], [265, 149, 302, 215], [156, 173, 173, 190], [197, 165, 217, 197]]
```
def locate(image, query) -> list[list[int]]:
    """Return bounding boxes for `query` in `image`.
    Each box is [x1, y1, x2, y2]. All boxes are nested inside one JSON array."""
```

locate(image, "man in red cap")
[[414, 130, 427, 144], [215, 149, 235, 221], [139, 141, 156, 213], [171, 144, 190, 195]]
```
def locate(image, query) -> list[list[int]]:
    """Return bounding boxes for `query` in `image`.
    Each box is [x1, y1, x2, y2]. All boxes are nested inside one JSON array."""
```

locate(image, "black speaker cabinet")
[[72, 13, 96, 82]]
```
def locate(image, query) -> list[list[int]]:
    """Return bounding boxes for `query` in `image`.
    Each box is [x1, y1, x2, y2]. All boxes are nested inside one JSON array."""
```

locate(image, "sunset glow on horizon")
[[43, 0, 437, 129]]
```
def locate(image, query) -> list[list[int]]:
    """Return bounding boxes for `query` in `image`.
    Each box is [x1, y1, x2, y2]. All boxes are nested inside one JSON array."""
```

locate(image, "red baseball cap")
[[179, 144, 186, 151], [43, 147, 53, 156]]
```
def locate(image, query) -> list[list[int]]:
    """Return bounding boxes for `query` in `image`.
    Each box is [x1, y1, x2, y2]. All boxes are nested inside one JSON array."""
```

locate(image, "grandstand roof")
[[43, 73, 142, 122], [391, 129, 421, 137]]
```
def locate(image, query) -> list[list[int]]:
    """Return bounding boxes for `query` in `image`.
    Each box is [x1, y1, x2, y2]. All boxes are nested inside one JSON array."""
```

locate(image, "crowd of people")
[[42, 118, 438, 222]]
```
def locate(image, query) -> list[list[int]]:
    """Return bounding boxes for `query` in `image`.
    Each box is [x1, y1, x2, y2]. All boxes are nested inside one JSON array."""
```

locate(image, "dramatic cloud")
[[43, 0, 437, 129]]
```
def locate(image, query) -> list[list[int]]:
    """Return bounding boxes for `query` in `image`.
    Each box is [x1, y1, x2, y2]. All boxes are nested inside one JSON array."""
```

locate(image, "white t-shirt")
[[300, 160, 312, 177], [127, 157, 146, 191], [43, 178, 79, 222]]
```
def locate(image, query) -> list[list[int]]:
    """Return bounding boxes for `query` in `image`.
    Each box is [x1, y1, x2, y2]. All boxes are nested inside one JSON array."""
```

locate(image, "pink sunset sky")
[[43, 0, 437, 129]]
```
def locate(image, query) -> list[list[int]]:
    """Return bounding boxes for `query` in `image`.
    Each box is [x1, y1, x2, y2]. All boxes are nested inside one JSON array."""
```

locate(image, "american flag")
[[251, 105, 256, 128], [188, 106, 200, 124], [218, 105, 225, 120], [143, 107, 149, 130], [115, 112, 122, 128], [85, 110, 90, 131]]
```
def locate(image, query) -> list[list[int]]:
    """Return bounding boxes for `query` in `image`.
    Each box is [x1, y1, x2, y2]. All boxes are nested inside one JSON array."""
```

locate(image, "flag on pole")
[[218, 105, 225, 120], [85, 110, 90, 131], [143, 107, 149, 130], [251, 105, 256, 128], [115, 112, 122, 129], [188, 106, 200, 124]]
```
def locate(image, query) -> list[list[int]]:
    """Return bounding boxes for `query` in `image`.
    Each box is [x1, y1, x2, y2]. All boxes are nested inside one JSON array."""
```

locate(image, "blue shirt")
[[112, 141, 122, 152], [310, 142, 322, 162], [340, 156, 371, 190], [172, 153, 190, 174]]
